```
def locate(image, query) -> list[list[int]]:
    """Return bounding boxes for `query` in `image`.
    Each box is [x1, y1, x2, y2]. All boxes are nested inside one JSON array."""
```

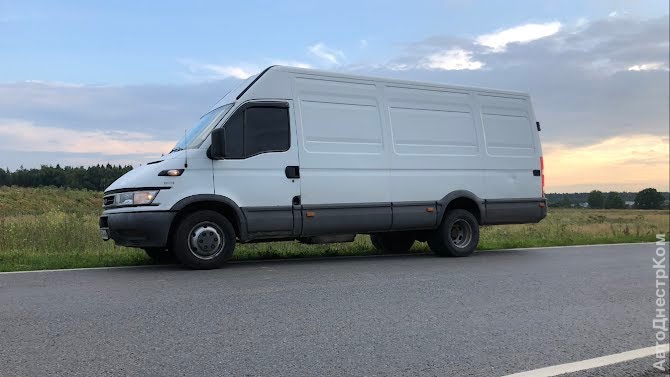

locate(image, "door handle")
[[285, 166, 300, 179]]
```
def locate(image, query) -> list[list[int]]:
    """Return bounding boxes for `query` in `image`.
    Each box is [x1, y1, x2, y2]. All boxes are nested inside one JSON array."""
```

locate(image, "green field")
[[0, 186, 668, 272]]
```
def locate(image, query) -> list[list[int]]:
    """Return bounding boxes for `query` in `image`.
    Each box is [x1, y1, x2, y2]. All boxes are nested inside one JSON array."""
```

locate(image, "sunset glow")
[[543, 134, 670, 192]]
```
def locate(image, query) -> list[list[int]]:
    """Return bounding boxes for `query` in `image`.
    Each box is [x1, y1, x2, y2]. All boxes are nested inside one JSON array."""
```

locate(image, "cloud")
[[0, 80, 237, 134], [23, 80, 85, 88], [0, 79, 238, 169], [419, 49, 484, 71], [181, 60, 257, 80], [385, 43, 484, 72], [628, 62, 668, 71], [475, 21, 562, 52], [544, 134, 670, 192], [196, 65, 254, 80], [308, 43, 345, 65], [575, 17, 589, 28], [270, 60, 312, 69], [0, 119, 174, 155], [180, 59, 312, 81], [374, 14, 669, 149]]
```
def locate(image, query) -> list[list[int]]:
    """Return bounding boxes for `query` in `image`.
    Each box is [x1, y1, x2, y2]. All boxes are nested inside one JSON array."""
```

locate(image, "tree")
[[634, 188, 664, 209], [587, 190, 605, 209], [0, 168, 7, 186], [0, 164, 133, 190], [554, 196, 572, 208], [604, 192, 625, 209]]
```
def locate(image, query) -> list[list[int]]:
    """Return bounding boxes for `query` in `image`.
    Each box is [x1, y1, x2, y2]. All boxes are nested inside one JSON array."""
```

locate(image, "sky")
[[0, 0, 668, 193]]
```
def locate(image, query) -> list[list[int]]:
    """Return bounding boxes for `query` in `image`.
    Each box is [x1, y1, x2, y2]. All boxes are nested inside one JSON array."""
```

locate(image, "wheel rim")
[[450, 219, 472, 248], [188, 221, 225, 260]]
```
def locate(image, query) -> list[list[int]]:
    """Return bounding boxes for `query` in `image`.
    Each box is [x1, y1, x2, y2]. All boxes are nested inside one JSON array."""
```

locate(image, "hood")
[[104, 150, 187, 193]]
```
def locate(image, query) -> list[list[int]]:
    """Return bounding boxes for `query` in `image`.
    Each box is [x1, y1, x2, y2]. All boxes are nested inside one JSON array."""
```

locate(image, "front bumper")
[[99, 211, 176, 248]]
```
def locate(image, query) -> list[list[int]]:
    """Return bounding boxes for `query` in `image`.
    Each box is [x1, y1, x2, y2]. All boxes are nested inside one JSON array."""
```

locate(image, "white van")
[[100, 66, 546, 269]]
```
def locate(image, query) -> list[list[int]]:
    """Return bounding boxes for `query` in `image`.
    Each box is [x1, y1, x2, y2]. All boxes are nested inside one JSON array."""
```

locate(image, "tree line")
[[548, 189, 669, 210], [0, 164, 133, 191]]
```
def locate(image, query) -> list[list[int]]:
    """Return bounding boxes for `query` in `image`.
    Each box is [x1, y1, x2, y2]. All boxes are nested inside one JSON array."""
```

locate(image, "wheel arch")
[[170, 194, 248, 242], [437, 191, 485, 225]]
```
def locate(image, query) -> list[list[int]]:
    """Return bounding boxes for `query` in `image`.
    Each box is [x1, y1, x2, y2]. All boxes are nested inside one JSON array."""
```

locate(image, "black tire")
[[143, 247, 176, 264], [171, 210, 236, 269], [369, 232, 415, 253], [428, 209, 479, 257]]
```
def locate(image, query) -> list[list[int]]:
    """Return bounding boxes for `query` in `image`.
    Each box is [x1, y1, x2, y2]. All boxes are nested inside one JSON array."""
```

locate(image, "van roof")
[[268, 65, 530, 98]]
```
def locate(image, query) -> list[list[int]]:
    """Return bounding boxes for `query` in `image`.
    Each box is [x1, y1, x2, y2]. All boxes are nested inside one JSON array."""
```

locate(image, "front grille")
[[103, 195, 115, 207]]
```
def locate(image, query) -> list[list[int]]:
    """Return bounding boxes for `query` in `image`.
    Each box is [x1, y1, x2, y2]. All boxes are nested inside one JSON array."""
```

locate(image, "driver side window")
[[223, 104, 290, 159]]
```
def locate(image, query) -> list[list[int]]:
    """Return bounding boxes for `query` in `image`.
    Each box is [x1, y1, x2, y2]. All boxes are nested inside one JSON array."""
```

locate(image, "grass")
[[0, 186, 668, 272]]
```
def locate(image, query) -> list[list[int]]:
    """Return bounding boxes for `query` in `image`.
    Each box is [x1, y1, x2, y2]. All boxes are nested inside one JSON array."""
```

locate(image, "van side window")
[[244, 107, 290, 156], [223, 111, 244, 158], [221, 105, 290, 159]]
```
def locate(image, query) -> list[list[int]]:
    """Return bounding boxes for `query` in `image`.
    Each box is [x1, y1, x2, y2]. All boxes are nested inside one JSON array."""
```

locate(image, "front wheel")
[[428, 209, 479, 257], [172, 210, 236, 269]]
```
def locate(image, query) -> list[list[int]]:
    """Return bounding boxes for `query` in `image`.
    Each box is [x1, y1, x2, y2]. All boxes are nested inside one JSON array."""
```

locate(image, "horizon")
[[1, 1, 668, 192], [2, 163, 668, 196]]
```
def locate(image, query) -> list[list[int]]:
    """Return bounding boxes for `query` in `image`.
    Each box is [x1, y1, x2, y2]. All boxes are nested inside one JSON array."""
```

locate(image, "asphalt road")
[[1, 243, 667, 376]]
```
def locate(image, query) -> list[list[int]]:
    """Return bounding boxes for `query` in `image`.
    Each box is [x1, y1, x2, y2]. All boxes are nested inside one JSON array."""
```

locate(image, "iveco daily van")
[[100, 66, 547, 269]]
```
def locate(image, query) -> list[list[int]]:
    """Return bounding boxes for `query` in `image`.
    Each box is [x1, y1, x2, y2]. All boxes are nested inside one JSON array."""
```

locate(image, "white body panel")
[[292, 75, 389, 205], [264, 67, 543, 205]]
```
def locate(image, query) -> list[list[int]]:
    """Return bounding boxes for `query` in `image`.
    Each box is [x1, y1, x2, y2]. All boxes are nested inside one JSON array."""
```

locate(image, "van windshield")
[[171, 103, 234, 152]]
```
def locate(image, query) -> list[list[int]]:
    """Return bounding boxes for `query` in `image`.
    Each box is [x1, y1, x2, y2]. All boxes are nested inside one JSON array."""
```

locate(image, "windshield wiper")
[[169, 147, 184, 153]]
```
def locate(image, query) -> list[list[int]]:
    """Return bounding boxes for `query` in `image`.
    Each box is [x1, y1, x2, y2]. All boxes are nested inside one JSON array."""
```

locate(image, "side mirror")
[[209, 128, 226, 159]]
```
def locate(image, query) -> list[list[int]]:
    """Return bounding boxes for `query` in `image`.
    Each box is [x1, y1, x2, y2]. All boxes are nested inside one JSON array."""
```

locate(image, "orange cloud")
[[543, 134, 670, 192], [0, 119, 174, 156]]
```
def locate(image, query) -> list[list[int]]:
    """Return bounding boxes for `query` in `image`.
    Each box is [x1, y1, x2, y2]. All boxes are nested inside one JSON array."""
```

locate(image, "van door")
[[292, 76, 392, 236], [212, 101, 301, 238], [476, 94, 543, 199]]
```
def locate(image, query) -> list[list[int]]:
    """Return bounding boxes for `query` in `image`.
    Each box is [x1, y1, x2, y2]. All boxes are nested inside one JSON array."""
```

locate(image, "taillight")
[[540, 156, 545, 197]]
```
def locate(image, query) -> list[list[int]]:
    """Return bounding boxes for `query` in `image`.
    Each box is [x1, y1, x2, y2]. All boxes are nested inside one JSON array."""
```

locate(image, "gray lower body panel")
[[302, 203, 392, 236], [483, 198, 547, 225], [243, 206, 294, 238], [392, 202, 438, 230], [241, 198, 547, 239]]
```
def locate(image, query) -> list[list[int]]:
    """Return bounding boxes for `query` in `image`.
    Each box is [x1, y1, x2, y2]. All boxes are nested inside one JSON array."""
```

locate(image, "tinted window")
[[244, 107, 290, 156], [224, 110, 244, 158]]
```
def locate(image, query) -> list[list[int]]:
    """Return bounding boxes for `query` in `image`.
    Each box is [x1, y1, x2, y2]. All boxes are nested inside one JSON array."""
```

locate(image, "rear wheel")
[[143, 247, 176, 264], [428, 209, 479, 257], [172, 210, 236, 269], [370, 232, 415, 253]]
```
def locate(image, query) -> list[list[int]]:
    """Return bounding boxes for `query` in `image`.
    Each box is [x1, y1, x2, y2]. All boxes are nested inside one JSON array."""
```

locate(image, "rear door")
[[476, 94, 542, 199], [212, 101, 301, 238]]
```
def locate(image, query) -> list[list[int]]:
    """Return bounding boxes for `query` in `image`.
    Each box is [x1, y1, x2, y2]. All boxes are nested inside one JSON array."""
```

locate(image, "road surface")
[[0, 243, 667, 376]]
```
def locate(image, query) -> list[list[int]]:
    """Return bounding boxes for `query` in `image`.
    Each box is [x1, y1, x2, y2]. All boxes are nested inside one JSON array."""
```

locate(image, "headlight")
[[116, 190, 158, 206], [158, 169, 184, 177]]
